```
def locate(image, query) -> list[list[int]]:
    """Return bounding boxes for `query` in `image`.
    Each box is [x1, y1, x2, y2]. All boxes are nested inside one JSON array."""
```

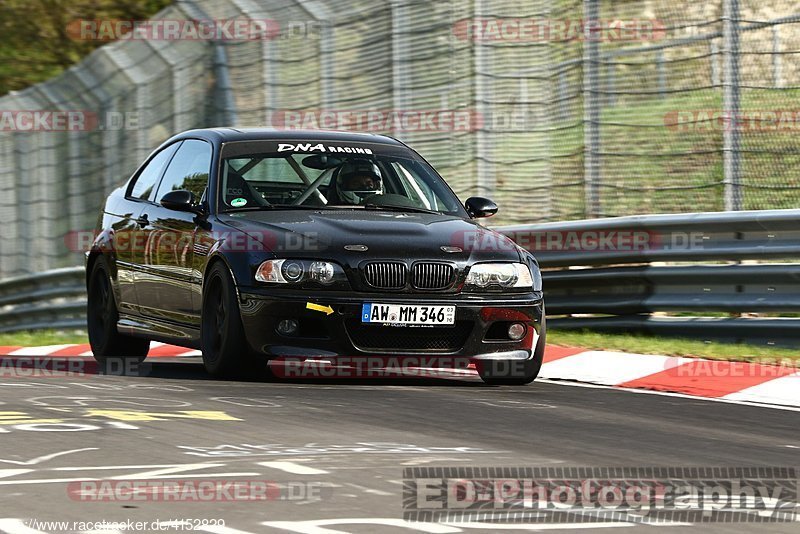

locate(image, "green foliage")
[[0, 329, 88, 346], [0, 0, 172, 95]]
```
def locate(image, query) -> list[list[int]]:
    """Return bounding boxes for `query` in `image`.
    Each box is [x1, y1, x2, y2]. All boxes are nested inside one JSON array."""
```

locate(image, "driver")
[[333, 159, 383, 204]]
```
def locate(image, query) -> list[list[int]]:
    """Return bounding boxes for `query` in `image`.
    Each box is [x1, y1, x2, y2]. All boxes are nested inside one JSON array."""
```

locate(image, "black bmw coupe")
[[86, 128, 545, 384]]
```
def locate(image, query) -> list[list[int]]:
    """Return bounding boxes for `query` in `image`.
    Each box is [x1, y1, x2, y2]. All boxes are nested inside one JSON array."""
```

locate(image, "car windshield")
[[217, 142, 465, 215]]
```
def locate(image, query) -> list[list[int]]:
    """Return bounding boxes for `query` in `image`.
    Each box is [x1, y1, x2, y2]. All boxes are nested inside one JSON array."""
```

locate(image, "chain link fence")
[[1, 0, 800, 277]]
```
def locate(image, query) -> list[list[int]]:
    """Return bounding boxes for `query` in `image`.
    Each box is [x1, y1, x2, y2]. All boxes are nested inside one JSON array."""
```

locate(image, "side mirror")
[[465, 196, 498, 218], [160, 190, 204, 214]]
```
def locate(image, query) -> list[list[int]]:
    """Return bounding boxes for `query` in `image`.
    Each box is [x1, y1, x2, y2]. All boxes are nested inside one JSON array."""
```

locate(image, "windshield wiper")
[[362, 203, 440, 214], [271, 204, 340, 210]]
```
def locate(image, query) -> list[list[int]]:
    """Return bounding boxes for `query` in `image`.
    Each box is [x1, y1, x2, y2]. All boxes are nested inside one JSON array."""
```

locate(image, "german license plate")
[[361, 303, 455, 326]]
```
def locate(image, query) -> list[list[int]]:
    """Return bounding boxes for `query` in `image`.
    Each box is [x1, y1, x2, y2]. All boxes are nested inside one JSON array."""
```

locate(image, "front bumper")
[[238, 288, 544, 360]]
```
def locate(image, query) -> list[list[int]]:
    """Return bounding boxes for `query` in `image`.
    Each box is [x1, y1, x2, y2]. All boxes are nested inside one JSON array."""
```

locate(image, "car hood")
[[218, 209, 524, 264]]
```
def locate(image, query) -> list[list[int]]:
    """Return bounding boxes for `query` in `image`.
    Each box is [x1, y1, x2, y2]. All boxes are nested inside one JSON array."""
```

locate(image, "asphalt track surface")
[[0, 356, 797, 534]]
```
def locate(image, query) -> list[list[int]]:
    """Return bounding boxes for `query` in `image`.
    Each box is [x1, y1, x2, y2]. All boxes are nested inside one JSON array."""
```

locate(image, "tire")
[[477, 317, 546, 386], [87, 256, 150, 367], [201, 262, 264, 378]]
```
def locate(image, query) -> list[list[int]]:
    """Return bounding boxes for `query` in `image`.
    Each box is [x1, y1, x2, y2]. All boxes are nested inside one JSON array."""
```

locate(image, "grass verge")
[[0, 330, 88, 347], [0, 329, 797, 365], [548, 330, 800, 364]]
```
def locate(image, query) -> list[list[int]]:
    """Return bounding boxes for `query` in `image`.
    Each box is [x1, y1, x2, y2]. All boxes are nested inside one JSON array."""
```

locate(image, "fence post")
[[772, 25, 783, 88], [722, 0, 742, 211], [391, 0, 410, 138], [557, 69, 569, 121], [473, 0, 494, 199], [320, 22, 335, 108], [583, 0, 601, 217], [12, 133, 30, 275], [710, 41, 720, 87], [605, 62, 616, 106], [212, 43, 238, 125], [656, 49, 667, 98]]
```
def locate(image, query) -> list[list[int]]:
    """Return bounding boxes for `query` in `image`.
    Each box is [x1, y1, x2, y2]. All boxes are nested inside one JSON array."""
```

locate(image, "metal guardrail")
[[0, 267, 86, 334], [499, 209, 800, 266], [497, 208, 800, 346], [1, 209, 800, 345]]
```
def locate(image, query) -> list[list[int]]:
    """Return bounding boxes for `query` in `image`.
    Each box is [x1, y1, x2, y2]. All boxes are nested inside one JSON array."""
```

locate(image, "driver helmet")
[[336, 159, 383, 204]]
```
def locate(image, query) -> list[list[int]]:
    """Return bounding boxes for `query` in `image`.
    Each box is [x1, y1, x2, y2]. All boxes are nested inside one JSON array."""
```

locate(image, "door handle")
[[135, 214, 149, 228]]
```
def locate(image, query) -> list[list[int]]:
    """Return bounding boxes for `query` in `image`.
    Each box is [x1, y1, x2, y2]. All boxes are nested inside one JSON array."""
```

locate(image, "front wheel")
[[87, 256, 150, 366], [201, 262, 264, 378], [476, 317, 546, 385]]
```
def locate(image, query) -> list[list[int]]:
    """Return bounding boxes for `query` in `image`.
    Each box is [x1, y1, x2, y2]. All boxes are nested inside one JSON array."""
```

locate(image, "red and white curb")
[[0, 342, 200, 358], [0, 343, 797, 409], [541, 346, 800, 410]]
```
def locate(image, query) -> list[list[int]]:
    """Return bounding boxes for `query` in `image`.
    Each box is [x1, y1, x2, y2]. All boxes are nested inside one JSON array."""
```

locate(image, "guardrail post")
[[722, 0, 742, 211], [583, 0, 601, 218]]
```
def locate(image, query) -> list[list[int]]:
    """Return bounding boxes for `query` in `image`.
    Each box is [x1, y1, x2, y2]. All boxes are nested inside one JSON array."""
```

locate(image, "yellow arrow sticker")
[[306, 302, 334, 315]]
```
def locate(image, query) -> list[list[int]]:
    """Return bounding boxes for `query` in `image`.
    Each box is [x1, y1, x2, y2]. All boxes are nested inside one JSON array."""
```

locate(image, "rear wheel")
[[201, 262, 266, 378], [87, 257, 149, 367], [477, 317, 546, 385]]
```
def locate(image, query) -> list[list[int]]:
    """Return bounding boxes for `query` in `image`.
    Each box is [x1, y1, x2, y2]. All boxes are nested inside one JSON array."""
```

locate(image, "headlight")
[[283, 261, 304, 282], [465, 262, 533, 290], [255, 259, 289, 283], [256, 259, 347, 287]]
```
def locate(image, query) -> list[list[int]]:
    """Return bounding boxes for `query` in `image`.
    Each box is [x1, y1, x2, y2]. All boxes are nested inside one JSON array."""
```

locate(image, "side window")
[[128, 142, 181, 201], [154, 139, 212, 202], [391, 161, 437, 210]]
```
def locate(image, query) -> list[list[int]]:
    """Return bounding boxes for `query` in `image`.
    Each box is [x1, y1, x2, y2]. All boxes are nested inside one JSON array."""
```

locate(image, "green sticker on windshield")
[[231, 197, 248, 208]]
